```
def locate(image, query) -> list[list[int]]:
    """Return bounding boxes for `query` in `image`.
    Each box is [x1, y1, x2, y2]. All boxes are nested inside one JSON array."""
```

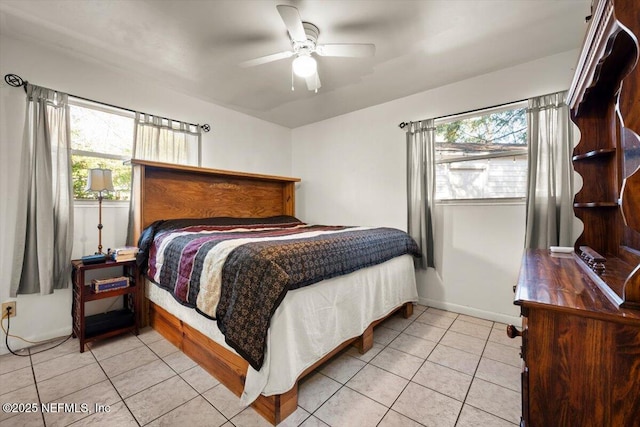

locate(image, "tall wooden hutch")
[[512, 0, 640, 425]]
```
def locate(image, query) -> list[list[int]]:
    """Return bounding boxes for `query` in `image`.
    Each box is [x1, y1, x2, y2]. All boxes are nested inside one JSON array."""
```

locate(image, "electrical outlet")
[[2, 301, 16, 318]]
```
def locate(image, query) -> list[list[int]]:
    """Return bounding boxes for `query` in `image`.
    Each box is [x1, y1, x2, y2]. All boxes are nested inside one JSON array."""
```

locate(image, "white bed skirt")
[[146, 254, 418, 403]]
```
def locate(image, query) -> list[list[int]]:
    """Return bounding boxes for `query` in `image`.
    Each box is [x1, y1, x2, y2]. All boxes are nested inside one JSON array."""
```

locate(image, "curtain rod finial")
[[4, 74, 25, 88]]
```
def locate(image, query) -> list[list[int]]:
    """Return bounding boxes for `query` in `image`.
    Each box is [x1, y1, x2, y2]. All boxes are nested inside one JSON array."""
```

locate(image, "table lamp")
[[86, 168, 114, 254]]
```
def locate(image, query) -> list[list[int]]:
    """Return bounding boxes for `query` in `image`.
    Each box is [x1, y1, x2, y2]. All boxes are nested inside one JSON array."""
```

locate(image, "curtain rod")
[[398, 90, 567, 129], [397, 97, 528, 129], [4, 73, 211, 132]]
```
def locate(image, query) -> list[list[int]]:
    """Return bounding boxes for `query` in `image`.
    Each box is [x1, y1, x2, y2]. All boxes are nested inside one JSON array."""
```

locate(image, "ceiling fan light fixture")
[[292, 54, 317, 78]]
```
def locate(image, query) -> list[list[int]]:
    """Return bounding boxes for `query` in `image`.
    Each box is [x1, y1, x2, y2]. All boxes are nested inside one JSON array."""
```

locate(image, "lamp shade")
[[86, 168, 114, 192], [292, 54, 317, 78]]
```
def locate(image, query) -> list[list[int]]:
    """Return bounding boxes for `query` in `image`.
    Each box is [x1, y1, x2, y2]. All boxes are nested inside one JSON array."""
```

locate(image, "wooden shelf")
[[74, 258, 136, 270], [573, 202, 619, 208], [72, 259, 139, 352], [572, 148, 616, 161], [83, 284, 136, 301], [85, 309, 136, 339]]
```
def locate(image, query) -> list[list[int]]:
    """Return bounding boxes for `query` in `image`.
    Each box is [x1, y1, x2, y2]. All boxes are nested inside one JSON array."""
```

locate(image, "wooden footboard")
[[149, 300, 413, 425]]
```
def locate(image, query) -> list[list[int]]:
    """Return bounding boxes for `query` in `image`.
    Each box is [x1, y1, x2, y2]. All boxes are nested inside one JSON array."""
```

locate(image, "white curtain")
[[11, 84, 74, 296], [407, 119, 436, 269], [133, 113, 200, 166], [126, 113, 202, 245], [525, 91, 574, 249]]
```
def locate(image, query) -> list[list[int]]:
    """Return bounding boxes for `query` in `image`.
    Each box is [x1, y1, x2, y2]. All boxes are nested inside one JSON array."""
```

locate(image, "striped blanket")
[[139, 216, 421, 370]]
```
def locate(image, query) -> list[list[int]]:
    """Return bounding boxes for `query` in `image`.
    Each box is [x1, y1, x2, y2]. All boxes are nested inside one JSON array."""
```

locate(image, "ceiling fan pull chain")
[[291, 68, 295, 91]]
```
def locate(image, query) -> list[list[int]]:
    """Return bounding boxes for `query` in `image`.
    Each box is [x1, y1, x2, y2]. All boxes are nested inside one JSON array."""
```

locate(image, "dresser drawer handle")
[[506, 324, 522, 339]]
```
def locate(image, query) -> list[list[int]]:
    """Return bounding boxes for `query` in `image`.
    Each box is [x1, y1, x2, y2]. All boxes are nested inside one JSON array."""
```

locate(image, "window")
[[435, 102, 527, 200], [70, 100, 201, 200], [70, 101, 134, 200]]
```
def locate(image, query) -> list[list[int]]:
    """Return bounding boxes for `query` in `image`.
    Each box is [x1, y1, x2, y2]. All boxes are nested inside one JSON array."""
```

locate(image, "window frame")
[[434, 101, 528, 203], [69, 98, 135, 202]]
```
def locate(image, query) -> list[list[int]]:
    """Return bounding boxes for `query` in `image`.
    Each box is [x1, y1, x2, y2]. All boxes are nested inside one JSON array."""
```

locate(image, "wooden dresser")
[[512, 0, 640, 426], [514, 251, 640, 426]]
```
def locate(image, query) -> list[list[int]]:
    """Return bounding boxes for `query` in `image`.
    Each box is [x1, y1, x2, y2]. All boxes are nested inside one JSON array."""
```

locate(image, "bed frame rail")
[[149, 301, 413, 424]]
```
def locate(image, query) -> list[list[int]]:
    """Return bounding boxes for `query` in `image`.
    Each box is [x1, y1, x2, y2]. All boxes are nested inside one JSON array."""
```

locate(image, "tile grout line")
[[359, 308, 431, 426], [300, 306, 430, 425], [452, 321, 493, 426], [301, 330, 399, 424], [375, 306, 458, 426], [127, 330, 260, 426], [28, 347, 47, 427], [31, 342, 99, 427], [137, 335, 234, 427], [100, 335, 193, 426], [453, 323, 521, 427], [30, 343, 124, 427], [371, 308, 518, 426], [87, 341, 142, 427], [377, 309, 431, 425]]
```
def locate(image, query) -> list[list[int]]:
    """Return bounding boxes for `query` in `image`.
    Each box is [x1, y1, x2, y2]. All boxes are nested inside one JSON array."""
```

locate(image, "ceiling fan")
[[239, 5, 376, 92]]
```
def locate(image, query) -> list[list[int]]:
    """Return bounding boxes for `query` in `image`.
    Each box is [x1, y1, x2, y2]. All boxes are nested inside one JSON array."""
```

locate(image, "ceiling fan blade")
[[316, 44, 376, 58], [239, 50, 294, 68], [276, 5, 307, 42], [305, 72, 321, 92]]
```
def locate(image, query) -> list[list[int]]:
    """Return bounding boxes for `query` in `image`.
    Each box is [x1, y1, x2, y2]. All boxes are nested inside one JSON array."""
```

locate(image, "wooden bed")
[[130, 159, 414, 425]]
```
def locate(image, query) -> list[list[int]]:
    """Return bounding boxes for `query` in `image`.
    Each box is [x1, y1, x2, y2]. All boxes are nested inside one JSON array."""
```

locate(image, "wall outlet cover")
[[2, 301, 16, 318]]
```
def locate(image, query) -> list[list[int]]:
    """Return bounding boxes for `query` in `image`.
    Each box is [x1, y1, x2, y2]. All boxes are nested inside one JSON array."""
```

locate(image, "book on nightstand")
[[91, 276, 129, 293], [109, 246, 139, 262]]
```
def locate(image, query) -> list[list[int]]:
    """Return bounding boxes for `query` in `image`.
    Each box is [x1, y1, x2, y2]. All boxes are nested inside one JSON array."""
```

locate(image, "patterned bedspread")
[[138, 216, 421, 370]]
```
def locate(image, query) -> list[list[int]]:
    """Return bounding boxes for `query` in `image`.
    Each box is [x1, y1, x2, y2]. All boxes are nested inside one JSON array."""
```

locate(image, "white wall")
[[292, 50, 581, 325], [0, 34, 292, 354], [425, 202, 526, 323]]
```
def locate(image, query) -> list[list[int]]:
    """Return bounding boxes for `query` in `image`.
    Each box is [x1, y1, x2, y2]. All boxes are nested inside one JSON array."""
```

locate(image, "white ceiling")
[[0, 0, 590, 128]]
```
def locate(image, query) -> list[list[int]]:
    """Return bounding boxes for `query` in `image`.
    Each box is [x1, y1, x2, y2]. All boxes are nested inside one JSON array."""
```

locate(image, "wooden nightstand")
[[71, 259, 139, 352]]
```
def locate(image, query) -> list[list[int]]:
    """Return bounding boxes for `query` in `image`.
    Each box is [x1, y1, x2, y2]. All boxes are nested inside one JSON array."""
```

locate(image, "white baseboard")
[[0, 327, 72, 356], [0, 302, 521, 355], [418, 297, 522, 326]]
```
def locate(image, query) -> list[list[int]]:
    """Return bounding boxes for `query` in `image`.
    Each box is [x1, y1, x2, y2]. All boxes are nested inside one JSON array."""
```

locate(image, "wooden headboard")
[[130, 160, 300, 243]]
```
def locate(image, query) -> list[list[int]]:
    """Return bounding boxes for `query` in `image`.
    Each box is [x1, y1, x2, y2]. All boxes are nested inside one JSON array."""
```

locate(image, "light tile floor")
[[0, 305, 522, 426]]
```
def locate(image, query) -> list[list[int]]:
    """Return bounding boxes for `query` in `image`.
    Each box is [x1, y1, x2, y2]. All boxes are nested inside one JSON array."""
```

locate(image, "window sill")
[[435, 197, 526, 206], [74, 200, 130, 207]]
